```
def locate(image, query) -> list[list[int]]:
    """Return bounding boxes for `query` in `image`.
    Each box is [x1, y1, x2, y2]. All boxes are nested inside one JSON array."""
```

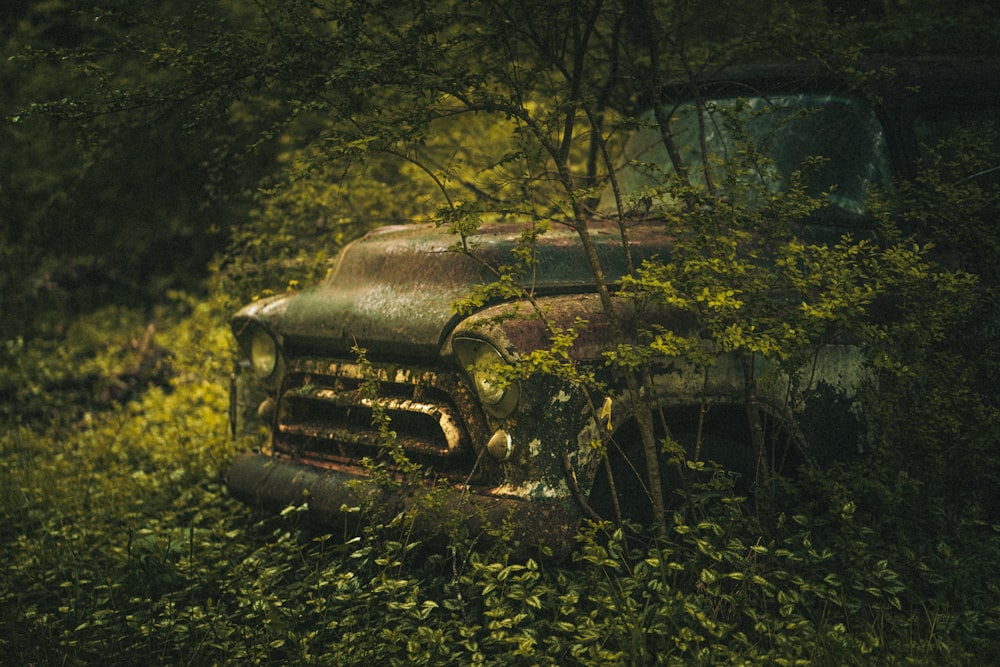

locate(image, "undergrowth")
[[1, 294, 999, 665]]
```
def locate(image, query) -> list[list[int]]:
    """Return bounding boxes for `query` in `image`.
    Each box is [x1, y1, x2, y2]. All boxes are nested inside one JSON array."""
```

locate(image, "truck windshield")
[[608, 94, 891, 220]]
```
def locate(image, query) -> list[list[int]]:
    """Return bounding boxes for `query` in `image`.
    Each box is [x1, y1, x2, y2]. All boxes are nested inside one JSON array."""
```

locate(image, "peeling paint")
[[490, 479, 572, 500], [528, 438, 542, 457]]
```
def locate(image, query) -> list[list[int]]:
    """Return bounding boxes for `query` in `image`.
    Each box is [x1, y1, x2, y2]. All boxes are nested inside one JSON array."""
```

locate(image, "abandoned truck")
[[226, 59, 999, 553]]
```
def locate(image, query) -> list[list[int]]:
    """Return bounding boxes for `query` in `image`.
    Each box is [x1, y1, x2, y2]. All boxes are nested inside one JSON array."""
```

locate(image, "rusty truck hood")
[[276, 220, 669, 356]]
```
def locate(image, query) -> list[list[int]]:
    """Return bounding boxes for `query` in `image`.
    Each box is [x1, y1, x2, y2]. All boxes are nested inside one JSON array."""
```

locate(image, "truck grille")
[[273, 358, 484, 477]]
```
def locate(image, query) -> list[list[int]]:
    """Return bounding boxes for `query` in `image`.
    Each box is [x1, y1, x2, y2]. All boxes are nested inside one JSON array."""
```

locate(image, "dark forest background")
[[3, 0, 998, 336]]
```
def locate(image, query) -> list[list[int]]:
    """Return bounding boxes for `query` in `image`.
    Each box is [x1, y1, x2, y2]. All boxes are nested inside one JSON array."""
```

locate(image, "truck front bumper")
[[225, 451, 580, 557]]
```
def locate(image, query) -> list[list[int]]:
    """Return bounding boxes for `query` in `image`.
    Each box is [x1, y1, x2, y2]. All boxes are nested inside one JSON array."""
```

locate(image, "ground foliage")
[[1, 299, 999, 665]]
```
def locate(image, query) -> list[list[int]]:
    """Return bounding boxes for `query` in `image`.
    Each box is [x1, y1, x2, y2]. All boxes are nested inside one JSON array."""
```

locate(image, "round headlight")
[[250, 328, 278, 379], [453, 337, 519, 418], [471, 345, 506, 404]]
